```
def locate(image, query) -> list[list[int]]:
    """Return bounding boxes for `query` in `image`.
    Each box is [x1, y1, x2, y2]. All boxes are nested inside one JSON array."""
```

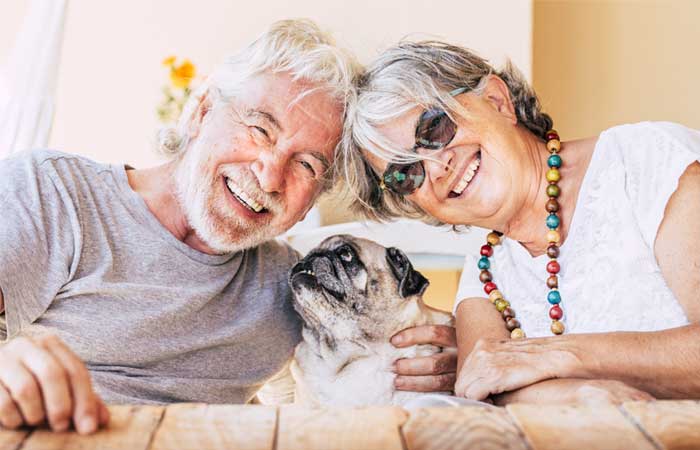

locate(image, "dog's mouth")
[[289, 256, 346, 301]]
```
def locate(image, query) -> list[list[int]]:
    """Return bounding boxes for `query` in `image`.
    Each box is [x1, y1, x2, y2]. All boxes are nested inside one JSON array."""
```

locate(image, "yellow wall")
[[534, 0, 700, 140]]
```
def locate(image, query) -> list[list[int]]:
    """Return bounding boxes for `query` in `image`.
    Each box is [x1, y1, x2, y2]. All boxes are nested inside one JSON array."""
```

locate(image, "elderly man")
[[0, 20, 457, 435]]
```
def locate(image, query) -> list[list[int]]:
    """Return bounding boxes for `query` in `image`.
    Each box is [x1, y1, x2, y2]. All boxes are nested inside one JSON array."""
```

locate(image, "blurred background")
[[1, 0, 698, 310]]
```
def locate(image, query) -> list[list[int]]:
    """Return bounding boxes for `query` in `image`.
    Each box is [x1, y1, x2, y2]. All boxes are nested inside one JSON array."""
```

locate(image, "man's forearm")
[[543, 324, 700, 398]]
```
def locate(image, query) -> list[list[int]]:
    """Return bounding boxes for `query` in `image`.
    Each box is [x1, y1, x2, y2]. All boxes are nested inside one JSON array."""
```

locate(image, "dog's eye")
[[337, 245, 354, 262]]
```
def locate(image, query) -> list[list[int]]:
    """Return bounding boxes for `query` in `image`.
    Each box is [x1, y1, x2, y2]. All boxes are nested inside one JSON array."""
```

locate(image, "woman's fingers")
[[39, 335, 103, 434], [395, 373, 456, 392], [391, 325, 456, 348], [394, 352, 457, 376]]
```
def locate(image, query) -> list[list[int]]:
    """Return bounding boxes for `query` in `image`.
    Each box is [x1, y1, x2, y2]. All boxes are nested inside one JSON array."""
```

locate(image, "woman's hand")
[[391, 325, 457, 392], [455, 337, 579, 400]]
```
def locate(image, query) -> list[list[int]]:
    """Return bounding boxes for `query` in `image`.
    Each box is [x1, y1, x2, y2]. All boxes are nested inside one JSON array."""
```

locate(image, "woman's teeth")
[[225, 177, 265, 213], [452, 154, 481, 196]]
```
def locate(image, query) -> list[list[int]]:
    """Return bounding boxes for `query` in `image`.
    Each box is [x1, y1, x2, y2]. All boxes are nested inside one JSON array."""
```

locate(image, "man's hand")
[[0, 334, 109, 433], [391, 325, 457, 392], [455, 337, 578, 400]]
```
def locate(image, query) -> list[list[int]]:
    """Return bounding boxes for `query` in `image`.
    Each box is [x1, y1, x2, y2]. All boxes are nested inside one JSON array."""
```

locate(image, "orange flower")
[[162, 55, 176, 67], [170, 60, 196, 89]]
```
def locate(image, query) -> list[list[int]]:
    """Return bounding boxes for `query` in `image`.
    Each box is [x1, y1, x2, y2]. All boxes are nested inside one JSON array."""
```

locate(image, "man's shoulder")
[[1, 149, 110, 181]]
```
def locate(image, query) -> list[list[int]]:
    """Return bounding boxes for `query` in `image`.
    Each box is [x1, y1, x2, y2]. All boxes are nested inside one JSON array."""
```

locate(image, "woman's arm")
[[455, 162, 700, 401]]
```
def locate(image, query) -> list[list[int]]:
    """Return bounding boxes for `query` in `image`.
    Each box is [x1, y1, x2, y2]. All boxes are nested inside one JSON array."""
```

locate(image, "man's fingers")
[[394, 373, 456, 392], [98, 400, 110, 427], [0, 381, 24, 429], [391, 325, 456, 348], [40, 336, 100, 434], [394, 352, 457, 376], [0, 359, 45, 426], [19, 342, 73, 431]]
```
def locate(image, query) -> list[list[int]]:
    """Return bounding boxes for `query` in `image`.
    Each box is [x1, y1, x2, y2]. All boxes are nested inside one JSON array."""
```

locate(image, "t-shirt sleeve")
[[616, 122, 700, 250], [0, 151, 79, 340], [453, 253, 486, 314]]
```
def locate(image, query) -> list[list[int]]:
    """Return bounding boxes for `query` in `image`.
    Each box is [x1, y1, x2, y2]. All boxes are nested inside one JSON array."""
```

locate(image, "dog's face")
[[288, 234, 429, 345]]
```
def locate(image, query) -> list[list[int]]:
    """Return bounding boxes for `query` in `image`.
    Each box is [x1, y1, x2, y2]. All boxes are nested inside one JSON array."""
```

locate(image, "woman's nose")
[[422, 148, 455, 183], [250, 151, 287, 193]]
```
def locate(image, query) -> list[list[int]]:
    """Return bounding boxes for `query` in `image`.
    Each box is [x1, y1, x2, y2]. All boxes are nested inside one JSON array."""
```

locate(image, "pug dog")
[[288, 234, 454, 406]]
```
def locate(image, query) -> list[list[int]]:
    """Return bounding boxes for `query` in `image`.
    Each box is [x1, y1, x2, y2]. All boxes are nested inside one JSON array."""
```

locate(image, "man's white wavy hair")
[[157, 18, 361, 187]]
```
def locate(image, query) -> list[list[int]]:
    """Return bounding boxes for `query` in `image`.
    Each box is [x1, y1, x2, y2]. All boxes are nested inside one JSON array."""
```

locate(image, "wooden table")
[[2, 400, 699, 450]]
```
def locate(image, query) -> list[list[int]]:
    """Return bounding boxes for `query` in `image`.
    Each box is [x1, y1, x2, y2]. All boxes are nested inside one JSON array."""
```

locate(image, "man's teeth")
[[225, 178, 265, 213], [452, 156, 481, 195]]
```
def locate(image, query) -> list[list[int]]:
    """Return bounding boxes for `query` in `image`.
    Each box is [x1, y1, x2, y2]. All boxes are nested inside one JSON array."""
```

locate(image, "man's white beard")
[[174, 145, 281, 254]]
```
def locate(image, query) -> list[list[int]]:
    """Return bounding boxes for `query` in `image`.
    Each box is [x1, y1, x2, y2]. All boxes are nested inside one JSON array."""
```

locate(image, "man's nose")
[[422, 148, 455, 183], [251, 151, 287, 193]]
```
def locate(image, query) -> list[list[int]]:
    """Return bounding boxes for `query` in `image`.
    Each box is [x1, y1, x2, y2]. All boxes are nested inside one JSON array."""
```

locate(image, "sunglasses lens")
[[415, 109, 456, 149], [383, 162, 425, 195]]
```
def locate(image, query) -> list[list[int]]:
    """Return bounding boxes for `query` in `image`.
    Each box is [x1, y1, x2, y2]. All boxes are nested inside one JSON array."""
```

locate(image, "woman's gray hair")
[[342, 41, 552, 224], [157, 18, 361, 188]]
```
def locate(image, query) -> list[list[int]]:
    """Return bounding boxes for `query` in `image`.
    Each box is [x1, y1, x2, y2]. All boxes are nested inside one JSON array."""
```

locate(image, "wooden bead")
[[483, 282, 497, 294], [547, 139, 561, 153], [478, 256, 490, 270], [546, 230, 561, 244], [511, 328, 526, 339], [547, 290, 562, 304], [488, 289, 504, 302], [480, 244, 494, 257], [479, 270, 493, 283], [546, 130, 559, 141], [486, 232, 501, 246], [551, 320, 565, 335], [506, 318, 521, 331], [546, 244, 560, 258], [546, 275, 559, 289], [547, 260, 561, 274], [494, 299, 510, 312], [546, 168, 561, 183], [546, 214, 560, 229], [548, 154, 562, 168], [546, 184, 560, 198], [502, 307, 516, 319], [546, 199, 559, 213]]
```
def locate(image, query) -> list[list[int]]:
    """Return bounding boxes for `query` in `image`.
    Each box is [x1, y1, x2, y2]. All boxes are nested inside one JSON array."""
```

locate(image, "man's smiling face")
[[175, 71, 343, 253]]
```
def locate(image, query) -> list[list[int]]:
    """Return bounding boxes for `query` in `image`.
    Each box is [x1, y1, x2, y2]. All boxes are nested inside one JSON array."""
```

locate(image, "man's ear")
[[481, 75, 517, 124], [187, 90, 214, 139], [386, 247, 429, 298]]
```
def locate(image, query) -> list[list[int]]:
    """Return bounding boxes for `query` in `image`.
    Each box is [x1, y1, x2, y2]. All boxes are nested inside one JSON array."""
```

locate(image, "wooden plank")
[[277, 406, 407, 450], [20, 405, 164, 450], [149, 403, 276, 450], [507, 403, 656, 450], [0, 429, 30, 450], [622, 400, 700, 450], [402, 405, 529, 450]]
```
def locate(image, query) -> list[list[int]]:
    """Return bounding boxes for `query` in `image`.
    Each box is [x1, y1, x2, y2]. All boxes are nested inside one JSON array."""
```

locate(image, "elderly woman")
[[343, 41, 700, 404]]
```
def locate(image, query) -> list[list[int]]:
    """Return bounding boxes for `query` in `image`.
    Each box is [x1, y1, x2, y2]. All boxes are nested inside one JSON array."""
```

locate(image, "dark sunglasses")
[[379, 87, 469, 196]]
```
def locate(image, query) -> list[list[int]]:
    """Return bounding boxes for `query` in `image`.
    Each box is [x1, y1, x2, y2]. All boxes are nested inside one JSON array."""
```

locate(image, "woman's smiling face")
[[363, 76, 532, 229]]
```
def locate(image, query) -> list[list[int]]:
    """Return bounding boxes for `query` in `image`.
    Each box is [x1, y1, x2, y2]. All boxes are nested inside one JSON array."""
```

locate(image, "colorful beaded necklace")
[[477, 129, 565, 339]]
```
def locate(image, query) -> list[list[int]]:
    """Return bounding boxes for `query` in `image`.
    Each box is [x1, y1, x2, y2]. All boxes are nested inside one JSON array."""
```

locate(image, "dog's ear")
[[385, 247, 429, 298]]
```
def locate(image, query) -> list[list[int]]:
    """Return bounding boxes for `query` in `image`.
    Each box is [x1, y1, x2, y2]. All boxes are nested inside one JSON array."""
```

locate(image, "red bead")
[[484, 282, 498, 294], [549, 305, 563, 320], [480, 245, 494, 257], [546, 131, 559, 141], [546, 260, 560, 274]]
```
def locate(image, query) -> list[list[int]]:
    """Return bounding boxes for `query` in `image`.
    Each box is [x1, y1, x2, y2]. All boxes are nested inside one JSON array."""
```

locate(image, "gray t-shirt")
[[0, 150, 302, 404]]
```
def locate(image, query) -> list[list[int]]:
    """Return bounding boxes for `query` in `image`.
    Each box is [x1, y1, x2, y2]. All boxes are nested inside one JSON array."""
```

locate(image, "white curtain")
[[0, 0, 69, 157]]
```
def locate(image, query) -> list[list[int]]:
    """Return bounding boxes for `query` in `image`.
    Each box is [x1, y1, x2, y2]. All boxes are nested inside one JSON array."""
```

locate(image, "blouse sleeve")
[[453, 253, 486, 314], [615, 122, 700, 250]]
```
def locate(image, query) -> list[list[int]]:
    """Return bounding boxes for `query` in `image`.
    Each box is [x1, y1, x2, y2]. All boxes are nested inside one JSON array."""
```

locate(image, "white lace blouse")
[[455, 122, 700, 337]]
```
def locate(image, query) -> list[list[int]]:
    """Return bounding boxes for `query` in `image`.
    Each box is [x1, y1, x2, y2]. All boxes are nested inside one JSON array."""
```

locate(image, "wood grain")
[[402, 405, 529, 450], [149, 403, 276, 450], [622, 400, 700, 450], [507, 403, 657, 450], [277, 406, 407, 450], [20, 405, 164, 450]]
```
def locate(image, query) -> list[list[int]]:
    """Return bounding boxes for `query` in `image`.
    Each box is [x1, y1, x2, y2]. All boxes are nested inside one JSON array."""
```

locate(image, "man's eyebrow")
[[246, 109, 282, 132], [307, 151, 330, 170]]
